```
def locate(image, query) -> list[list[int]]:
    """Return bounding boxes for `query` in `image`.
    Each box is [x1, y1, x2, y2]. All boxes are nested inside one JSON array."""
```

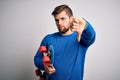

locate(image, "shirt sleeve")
[[80, 20, 96, 47], [34, 35, 49, 69], [34, 50, 44, 69]]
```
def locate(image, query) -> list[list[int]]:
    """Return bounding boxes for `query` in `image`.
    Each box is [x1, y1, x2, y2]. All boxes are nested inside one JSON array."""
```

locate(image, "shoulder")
[[43, 32, 59, 41], [40, 32, 59, 47], [45, 32, 59, 38]]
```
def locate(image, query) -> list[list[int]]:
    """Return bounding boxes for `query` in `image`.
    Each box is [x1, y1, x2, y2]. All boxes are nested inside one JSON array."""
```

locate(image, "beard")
[[58, 27, 70, 34], [58, 22, 73, 34]]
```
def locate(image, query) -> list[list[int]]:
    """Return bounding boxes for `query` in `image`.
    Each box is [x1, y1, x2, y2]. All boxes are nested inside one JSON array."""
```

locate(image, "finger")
[[72, 26, 78, 30], [75, 19, 80, 23], [48, 70, 55, 74], [71, 28, 76, 32], [79, 18, 86, 25], [50, 67, 55, 73], [48, 67, 56, 74], [73, 18, 81, 23], [47, 64, 53, 68], [73, 22, 79, 26], [47, 64, 56, 74]]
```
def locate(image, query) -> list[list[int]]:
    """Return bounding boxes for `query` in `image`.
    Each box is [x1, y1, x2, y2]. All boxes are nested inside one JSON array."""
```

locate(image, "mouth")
[[58, 25, 64, 30], [57, 26, 70, 34]]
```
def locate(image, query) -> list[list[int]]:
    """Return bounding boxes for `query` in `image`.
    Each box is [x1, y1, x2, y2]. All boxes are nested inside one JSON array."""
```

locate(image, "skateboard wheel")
[[43, 56, 50, 66], [40, 78, 44, 80], [35, 69, 41, 76], [39, 46, 47, 54]]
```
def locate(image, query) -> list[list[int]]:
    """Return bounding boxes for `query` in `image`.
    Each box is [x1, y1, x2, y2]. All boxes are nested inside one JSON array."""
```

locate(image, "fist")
[[71, 17, 86, 42], [44, 64, 56, 75], [71, 17, 86, 34]]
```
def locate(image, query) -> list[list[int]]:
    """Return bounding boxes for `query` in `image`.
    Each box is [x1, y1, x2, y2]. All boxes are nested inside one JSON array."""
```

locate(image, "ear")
[[70, 16, 74, 23]]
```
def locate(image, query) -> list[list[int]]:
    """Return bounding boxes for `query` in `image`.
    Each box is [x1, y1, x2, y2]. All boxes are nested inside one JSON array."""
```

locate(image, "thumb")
[[77, 33, 81, 42]]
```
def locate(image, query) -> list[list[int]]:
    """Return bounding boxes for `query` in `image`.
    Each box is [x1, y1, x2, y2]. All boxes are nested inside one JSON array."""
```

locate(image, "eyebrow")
[[55, 17, 66, 21]]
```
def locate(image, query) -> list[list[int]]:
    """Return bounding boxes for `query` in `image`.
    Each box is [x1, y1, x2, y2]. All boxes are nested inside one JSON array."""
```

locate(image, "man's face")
[[54, 11, 73, 34]]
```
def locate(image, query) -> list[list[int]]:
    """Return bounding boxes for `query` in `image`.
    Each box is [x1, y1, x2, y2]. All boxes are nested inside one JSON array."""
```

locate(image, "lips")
[[58, 25, 64, 29]]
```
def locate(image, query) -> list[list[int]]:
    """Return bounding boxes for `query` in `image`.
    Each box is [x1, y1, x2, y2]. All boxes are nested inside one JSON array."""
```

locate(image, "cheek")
[[66, 21, 71, 28], [64, 20, 70, 27]]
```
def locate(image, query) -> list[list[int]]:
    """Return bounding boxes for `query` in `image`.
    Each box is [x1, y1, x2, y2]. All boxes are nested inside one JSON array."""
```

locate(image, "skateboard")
[[35, 45, 54, 80]]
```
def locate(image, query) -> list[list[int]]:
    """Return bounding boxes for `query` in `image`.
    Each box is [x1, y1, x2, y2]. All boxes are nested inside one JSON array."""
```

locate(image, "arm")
[[34, 35, 56, 74], [34, 50, 44, 69], [34, 35, 49, 69], [81, 21, 96, 47], [71, 18, 96, 47]]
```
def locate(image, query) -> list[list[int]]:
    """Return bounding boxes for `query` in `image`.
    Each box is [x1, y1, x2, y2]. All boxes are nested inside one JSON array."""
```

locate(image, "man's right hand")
[[44, 64, 56, 75]]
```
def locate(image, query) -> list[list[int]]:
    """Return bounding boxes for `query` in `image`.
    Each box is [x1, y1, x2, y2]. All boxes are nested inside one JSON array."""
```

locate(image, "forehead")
[[54, 11, 69, 19]]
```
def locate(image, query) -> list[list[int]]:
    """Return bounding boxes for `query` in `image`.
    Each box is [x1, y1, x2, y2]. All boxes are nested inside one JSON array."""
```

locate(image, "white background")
[[0, 0, 120, 80]]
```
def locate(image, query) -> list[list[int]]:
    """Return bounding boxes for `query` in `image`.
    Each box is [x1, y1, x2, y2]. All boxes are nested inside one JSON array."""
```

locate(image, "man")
[[34, 4, 96, 80]]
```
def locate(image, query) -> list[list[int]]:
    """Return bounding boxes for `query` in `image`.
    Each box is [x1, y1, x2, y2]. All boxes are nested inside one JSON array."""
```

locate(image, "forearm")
[[81, 21, 96, 47], [34, 50, 44, 69], [34, 35, 50, 69]]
